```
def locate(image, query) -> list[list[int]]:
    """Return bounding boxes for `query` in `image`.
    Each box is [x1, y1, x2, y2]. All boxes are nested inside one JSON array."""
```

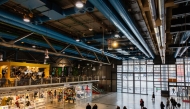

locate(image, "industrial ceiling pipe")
[[0, 42, 111, 65], [88, 0, 150, 58], [174, 32, 190, 57], [148, 0, 164, 63], [109, 0, 154, 59], [0, 10, 120, 60]]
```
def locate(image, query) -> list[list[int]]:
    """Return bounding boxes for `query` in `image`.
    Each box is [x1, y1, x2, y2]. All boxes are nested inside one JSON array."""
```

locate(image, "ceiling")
[[0, 0, 189, 64]]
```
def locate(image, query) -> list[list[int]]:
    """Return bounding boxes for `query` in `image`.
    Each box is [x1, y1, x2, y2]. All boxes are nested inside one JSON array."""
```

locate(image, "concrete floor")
[[47, 93, 190, 109]]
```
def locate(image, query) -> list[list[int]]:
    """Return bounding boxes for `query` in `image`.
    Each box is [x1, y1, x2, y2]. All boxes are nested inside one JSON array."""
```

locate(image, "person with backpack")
[[160, 101, 165, 109], [172, 99, 177, 109], [140, 99, 144, 109], [166, 98, 170, 109], [170, 97, 174, 109]]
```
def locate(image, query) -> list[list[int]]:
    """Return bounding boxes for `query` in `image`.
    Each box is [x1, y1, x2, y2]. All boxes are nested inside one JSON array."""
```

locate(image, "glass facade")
[[117, 59, 190, 96]]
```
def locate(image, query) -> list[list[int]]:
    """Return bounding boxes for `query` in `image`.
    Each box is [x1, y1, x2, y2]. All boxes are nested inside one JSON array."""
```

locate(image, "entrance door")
[[177, 86, 188, 97]]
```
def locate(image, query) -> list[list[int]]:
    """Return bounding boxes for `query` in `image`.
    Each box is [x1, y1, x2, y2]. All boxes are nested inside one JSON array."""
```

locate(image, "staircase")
[[92, 86, 104, 94]]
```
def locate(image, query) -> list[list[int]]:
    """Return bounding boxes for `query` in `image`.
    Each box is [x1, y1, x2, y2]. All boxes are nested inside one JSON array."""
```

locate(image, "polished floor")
[[47, 93, 190, 109]]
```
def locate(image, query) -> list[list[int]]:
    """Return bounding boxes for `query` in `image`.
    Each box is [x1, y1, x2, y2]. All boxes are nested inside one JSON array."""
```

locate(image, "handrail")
[[0, 76, 99, 88]]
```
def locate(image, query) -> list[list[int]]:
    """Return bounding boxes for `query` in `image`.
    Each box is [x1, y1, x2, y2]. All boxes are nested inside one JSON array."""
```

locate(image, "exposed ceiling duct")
[[109, 0, 154, 59], [88, 0, 151, 58]]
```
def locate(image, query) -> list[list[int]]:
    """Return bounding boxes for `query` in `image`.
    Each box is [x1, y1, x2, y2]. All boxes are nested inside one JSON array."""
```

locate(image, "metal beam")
[[105, 56, 110, 64], [172, 6, 190, 18], [168, 43, 190, 48], [0, 36, 6, 42], [171, 17, 190, 27], [170, 25, 190, 33], [9, 32, 33, 44], [93, 52, 99, 61], [0, 42, 111, 65], [59, 44, 71, 53], [74, 45, 84, 58], [42, 35, 57, 53]]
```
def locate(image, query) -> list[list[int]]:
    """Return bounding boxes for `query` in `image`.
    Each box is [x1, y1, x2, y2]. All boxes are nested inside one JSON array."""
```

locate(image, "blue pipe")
[[0, 9, 121, 60], [174, 32, 190, 57], [0, 32, 97, 59], [88, 0, 150, 58], [109, 0, 154, 59]]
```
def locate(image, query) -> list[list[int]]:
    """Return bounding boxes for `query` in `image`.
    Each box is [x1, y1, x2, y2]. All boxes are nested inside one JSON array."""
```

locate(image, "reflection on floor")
[[47, 93, 190, 109]]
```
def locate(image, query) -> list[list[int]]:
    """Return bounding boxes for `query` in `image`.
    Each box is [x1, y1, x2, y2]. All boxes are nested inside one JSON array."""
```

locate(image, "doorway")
[[169, 86, 188, 97]]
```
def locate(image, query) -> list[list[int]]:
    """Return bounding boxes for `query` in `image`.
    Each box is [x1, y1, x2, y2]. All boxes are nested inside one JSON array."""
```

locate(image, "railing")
[[0, 76, 99, 88]]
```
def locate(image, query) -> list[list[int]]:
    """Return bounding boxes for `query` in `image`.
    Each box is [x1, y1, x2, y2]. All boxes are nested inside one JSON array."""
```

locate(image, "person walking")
[[170, 97, 174, 109], [86, 103, 91, 109], [116, 106, 120, 109], [152, 92, 155, 101], [166, 98, 170, 109], [172, 88, 175, 94], [172, 99, 177, 109], [140, 99, 144, 109], [92, 104, 98, 109], [123, 106, 127, 109], [160, 101, 165, 109]]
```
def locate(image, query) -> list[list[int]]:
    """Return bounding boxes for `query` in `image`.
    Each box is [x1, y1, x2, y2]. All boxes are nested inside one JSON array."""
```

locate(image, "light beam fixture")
[[75, 1, 84, 8], [112, 41, 118, 48]]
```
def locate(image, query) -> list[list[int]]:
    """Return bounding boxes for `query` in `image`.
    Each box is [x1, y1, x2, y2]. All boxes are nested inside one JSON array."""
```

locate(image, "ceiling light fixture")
[[114, 33, 120, 38], [112, 41, 118, 48], [76, 38, 80, 42], [32, 45, 36, 48], [75, 1, 84, 8], [23, 14, 30, 22], [89, 28, 93, 31]]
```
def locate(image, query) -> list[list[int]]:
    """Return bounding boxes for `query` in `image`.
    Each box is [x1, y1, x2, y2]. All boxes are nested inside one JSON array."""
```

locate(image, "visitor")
[[166, 98, 170, 109], [172, 99, 177, 109], [92, 104, 98, 109], [152, 92, 155, 101], [140, 99, 144, 109], [170, 97, 174, 109], [172, 88, 175, 94], [116, 106, 120, 109], [123, 106, 127, 109], [86, 103, 91, 109], [160, 101, 165, 109]]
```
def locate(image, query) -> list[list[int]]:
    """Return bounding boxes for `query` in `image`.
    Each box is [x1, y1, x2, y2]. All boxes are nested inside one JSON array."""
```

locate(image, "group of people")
[[86, 103, 98, 109], [151, 92, 181, 109]]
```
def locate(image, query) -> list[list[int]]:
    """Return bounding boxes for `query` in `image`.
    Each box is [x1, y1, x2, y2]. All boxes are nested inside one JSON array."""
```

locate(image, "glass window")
[[140, 65, 146, 72], [117, 65, 122, 72], [128, 64, 133, 72], [147, 65, 153, 72], [177, 65, 184, 82], [134, 65, 139, 72], [123, 65, 127, 72]]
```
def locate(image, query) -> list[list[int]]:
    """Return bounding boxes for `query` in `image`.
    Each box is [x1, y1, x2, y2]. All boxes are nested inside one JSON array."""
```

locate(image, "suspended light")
[[92, 66, 96, 71], [112, 63, 114, 68], [78, 64, 80, 68], [0, 54, 3, 61], [99, 63, 102, 66], [112, 41, 118, 48], [76, 38, 80, 42], [23, 14, 30, 22], [32, 45, 36, 48], [75, 1, 84, 8], [45, 49, 49, 59], [89, 28, 93, 31], [114, 33, 120, 38]]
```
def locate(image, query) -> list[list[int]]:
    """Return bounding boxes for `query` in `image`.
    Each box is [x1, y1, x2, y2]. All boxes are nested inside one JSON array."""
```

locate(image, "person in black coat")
[[86, 103, 91, 109], [116, 106, 120, 109], [123, 106, 127, 109], [140, 99, 144, 109], [160, 101, 165, 109], [92, 104, 98, 109], [152, 92, 155, 101]]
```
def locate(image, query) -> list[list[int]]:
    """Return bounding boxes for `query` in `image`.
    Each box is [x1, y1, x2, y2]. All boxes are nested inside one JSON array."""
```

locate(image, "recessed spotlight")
[[32, 45, 36, 48], [76, 38, 80, 42], [89, 28, 93, 31], [75, 1, 84, 8]]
